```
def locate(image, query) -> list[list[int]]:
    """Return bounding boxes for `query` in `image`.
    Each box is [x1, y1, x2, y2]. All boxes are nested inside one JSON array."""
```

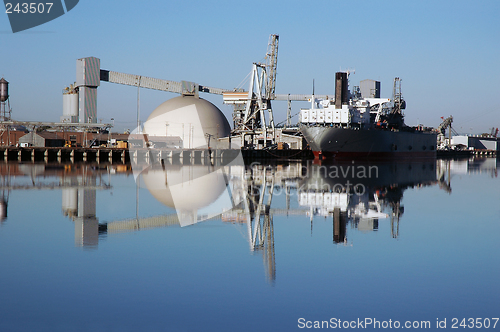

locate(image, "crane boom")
[[266, 34, 279, 100]]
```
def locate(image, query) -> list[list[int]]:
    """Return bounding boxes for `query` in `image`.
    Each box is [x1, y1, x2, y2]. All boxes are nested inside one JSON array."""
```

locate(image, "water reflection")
[[140, 163, 244, 226], [296, 161, 438, 241], [221, 160, 437, 282], [114, 157, 497, 282], [0, 163, 115, 247], [59, 166, 112, 248], [0, 157, 497, 280]]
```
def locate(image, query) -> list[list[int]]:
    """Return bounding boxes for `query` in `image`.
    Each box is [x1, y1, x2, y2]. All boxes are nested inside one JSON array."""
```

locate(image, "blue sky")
[[1, 0, 499, 133]]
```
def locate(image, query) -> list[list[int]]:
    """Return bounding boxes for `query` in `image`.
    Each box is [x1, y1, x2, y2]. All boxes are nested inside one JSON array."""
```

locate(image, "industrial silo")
[[61, 84, 79, 123]]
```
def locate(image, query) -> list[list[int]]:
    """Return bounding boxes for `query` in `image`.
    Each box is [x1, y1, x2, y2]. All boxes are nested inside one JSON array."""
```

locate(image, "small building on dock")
[[452, 135, 499, 151], [18, 132, 66, 147], [15, 131, 130, 148]]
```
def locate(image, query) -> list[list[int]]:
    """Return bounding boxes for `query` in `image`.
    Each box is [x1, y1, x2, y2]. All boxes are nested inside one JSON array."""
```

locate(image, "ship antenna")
[[311, 79, 316, 109]]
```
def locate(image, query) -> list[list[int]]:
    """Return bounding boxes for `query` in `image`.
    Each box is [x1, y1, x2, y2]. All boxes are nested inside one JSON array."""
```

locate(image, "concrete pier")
[[0, 147, 130, 164], [437, 149, 497, 158], [128, 148, 240, 166], [0, 146, 314, 164]]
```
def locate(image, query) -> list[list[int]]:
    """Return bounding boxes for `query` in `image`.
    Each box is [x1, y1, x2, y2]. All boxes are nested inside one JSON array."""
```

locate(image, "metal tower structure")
[[239, 34, 279, 135], [0, 78, 11, 122], [76, 57, 100, 124], [0, 78, 13, 146]]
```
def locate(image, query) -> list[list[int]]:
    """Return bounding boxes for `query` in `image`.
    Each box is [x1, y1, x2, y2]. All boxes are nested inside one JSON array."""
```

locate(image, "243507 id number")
[[5, 3, 53, 14], [451, 318, 498, 329]]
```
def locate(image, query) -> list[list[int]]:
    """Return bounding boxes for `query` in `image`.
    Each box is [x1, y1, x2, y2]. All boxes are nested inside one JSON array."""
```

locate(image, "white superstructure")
[[299, 94, 391, 127]]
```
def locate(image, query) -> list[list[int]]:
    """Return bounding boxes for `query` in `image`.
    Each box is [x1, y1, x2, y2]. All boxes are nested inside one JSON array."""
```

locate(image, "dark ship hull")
[[300, 125, 437, 159]]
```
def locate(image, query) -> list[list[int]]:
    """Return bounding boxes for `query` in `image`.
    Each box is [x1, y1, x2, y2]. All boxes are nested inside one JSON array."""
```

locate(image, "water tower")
[[0, 78, 11, 121]]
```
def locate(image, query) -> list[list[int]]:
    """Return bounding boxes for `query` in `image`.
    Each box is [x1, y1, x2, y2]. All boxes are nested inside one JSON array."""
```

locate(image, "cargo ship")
[[299, 72, 437, 159]]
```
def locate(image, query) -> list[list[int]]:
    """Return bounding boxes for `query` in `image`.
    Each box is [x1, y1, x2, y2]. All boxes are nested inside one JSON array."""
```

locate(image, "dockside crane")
[[437, 115, 457, 149], [238, 34, 279, 142], [222, 34, 330, 147]]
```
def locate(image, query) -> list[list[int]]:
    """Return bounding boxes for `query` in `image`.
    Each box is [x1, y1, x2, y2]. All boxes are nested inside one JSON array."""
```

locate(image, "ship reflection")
[[296, 160, 438, 242]]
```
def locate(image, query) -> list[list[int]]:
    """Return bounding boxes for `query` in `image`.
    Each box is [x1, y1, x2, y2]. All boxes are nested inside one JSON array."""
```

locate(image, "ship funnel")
[[335, 72, 348, 109]]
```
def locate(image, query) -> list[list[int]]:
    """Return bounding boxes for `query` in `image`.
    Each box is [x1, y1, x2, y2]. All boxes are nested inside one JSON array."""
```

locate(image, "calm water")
[[0, 158, 498, 331]]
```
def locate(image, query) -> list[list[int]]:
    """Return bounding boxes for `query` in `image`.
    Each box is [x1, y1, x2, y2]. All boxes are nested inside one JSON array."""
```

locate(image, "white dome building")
[[142, 95, 231, 149]]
